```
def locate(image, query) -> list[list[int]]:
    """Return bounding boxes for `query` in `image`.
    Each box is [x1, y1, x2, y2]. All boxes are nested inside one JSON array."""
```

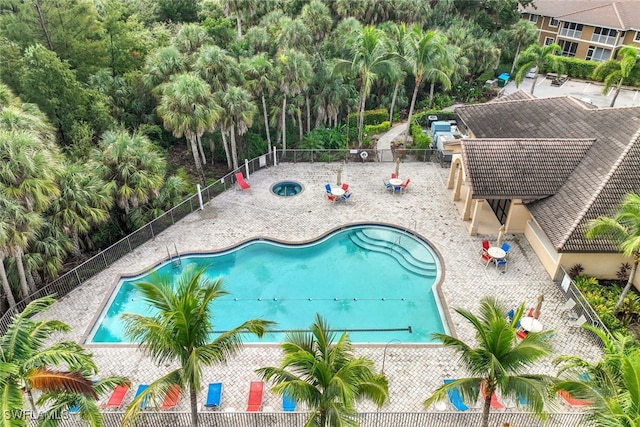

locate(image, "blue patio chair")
[[500, 242, 511, 258], [383, 180, 392, 191], [443, 379, 469, 411], [506, 309, 514, 321], [341, 192, 351, 201], [324, 183, 332, 194], [282, 393, 296, 411], [495, 258, 508, 271]]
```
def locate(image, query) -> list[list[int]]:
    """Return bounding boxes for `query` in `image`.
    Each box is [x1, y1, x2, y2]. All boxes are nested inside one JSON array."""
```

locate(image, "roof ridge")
[[556, 2, 612, 18], [611, 2, 625, 28], [557, 126, 640, 250]]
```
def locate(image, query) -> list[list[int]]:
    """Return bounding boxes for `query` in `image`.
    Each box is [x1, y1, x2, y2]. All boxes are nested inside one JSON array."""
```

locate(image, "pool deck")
[[51, 161, 601, 413]]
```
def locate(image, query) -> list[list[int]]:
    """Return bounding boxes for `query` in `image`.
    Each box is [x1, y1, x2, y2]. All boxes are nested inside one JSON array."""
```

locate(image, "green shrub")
[[364, 121, 391, 135], [300, 128, 347, 150], [543, 57, 598, 80], [347, 108, 389, 127]]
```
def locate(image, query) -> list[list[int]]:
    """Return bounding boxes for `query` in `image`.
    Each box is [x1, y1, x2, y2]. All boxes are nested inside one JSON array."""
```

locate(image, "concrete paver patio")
[[50, 161, 601, 413]]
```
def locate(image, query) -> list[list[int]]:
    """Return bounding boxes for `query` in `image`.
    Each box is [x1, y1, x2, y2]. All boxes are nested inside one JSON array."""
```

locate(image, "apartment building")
[[521, 0, 640, 61]]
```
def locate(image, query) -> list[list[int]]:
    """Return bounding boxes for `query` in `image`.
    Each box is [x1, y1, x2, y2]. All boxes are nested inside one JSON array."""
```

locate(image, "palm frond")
[[28, 368, 97, 399]]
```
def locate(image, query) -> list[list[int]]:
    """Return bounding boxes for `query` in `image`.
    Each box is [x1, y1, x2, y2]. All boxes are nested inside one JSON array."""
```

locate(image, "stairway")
[[349, 229, 438, 278]]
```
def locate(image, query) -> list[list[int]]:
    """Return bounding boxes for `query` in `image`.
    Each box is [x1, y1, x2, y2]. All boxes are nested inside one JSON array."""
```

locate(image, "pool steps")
[[349, 230, 438, 278]]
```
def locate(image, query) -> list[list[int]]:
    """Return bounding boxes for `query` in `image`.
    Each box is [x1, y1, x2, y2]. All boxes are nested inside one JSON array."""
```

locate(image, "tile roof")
[[522, 0, 640, 30], [456, 97, 640, 252], [461, 139, 594, 199], [490, 90, 535, 103]]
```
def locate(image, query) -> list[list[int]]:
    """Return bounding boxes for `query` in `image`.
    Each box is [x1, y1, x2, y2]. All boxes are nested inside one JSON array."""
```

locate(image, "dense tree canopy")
[[0, 0, 540, 310]]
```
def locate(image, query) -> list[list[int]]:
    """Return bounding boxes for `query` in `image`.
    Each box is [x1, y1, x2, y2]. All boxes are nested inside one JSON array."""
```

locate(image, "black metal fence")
[[553, 266, 611, 346], [27, 411, 590, 427]]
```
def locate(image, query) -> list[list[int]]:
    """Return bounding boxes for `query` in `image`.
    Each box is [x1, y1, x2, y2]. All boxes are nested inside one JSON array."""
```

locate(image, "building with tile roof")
[[520, 0, 640, 61], [447, 91, 640, 283]]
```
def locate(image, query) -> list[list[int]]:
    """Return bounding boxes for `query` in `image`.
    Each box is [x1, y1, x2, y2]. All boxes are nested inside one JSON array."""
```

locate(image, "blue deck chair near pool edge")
[[134, 384, 149, 409], [443, 379, 469, 411], [205, 383, 223, 409], [282, 394, 297, 411]]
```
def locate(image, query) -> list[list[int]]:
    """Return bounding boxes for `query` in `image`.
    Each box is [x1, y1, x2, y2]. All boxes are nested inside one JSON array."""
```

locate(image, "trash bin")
[[497, 73, 510, 87], [497, 79, 506, 88]]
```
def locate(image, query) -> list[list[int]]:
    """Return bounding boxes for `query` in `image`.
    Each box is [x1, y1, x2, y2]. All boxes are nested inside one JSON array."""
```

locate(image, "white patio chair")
[[570, 315, 587, 329], [559, 298, 578, 319]]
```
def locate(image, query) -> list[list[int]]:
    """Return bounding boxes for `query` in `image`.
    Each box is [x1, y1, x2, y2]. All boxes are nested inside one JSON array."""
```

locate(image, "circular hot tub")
[[271, 181, 303, 197]]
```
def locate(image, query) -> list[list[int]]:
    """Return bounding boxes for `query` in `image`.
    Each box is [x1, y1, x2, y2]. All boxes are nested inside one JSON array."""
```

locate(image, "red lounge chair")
[[103, 384, 129, 408], [558, 390, 592, 407], [235, 172, 251, 190], [160, 385, 181, 410], [481, 381, 505, 410], [246, 381, 264, 412]]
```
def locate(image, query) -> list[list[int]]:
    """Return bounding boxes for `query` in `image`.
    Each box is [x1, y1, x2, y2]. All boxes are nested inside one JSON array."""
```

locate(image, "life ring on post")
[[359, 151, 369, 160]]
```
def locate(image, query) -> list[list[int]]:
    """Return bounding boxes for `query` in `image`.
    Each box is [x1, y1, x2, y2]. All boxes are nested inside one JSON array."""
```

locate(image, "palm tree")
[[381, 22, 409, 125], [195, 45, 243, 92], [276, 49, 312, 151], [220, 0, 257, 38], [257, 314, 389, 427], [554, 326, 640, 427], [403, 26, 451, 144], [0, 129, 61, 213], [424, 298, 555, 427], [157, 73, 222, 183], [218, 85, 258, 170], [143, 46, 187, 91], [503, 20, 538, 75], [586, 192, 640, 313], [121, 266, 274, 427], [242, 54, 278, 152], [593, 45, 640, 107], [0, 297, 100, 420], [0, 195, 19, 309], [173, 23, 209, 55], [333, 25, 395, 146], [514, 43, 563, 95], [50, 162, 114, 257], [91, 130, 165, 217], [0, 193, 44, 299]]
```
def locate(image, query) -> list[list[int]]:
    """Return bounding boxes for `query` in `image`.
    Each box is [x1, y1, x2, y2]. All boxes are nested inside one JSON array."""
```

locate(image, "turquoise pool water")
[[87, 225, 446, 344]]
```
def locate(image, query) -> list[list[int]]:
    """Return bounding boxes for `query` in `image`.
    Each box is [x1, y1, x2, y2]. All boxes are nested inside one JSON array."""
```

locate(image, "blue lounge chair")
[[205, 383, 223, 409], [443, 379, 469, 411], [134, 384, 149, 409], [324, 184, 332, 194], [282, 394, 296, 411], [518, 394, 529, 406]]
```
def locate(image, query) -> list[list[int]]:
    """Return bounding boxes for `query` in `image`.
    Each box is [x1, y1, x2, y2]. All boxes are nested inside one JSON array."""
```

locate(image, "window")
[[586, 46, 611, 61], [488, 199, 511, 225], [529, 14, 538, 23], [559, 40, 578, 57], [544, 37, 555, 45], [549, 17, 559, 27], [591, 27, 618, 45], [560, 22, 583, 39], [635, 31, 640, 42]]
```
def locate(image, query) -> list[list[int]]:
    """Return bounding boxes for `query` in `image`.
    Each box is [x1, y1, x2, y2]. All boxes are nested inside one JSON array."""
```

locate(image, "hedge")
[[364, 121, 391, 135], [347, 108, 389, 127]]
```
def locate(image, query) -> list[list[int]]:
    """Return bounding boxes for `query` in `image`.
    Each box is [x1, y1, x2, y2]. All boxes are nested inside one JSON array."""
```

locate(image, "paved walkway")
[[47, 161, 601, 413]]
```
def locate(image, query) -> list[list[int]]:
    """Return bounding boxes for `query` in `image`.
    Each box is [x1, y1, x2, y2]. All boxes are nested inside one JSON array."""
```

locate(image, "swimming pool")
[[87, 224, 447, 344]]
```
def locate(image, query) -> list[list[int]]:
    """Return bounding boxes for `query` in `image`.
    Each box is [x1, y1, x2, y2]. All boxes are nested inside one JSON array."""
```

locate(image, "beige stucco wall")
[[504, 199, 531, 233], [524, 221, 559, 278], [559, 253, 640, 291]]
